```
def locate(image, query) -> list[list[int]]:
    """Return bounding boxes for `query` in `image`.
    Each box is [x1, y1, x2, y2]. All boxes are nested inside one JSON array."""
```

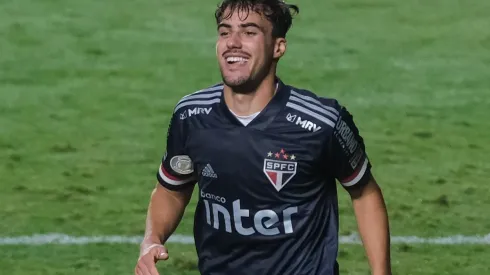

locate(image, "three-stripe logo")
[[202, 164, 218, 179]]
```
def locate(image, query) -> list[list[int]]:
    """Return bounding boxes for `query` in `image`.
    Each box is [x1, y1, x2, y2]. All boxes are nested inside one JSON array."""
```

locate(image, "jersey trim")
[[179, 91, 222, 103], [286, 102, 336, 128], [174, 98, 221, 113], [180, 84, 223, 101], [217, 78, 290, 130], [158, 164, 196, 186], [339, 157, 368, 187], [174, 85, 223, 113], [288, 96, 338, 121], [290, 90, 339, 115], [286, 90, 340, 128]]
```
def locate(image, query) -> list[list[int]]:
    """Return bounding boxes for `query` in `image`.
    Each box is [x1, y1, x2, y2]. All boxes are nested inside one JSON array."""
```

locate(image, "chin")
[[222, 75, 258, 94], [223, 76, 249, 87], [221, 71, 250, 86]]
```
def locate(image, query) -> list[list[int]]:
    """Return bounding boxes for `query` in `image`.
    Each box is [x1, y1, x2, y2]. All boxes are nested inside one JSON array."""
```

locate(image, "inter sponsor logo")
[[201, 192, 298, 236]]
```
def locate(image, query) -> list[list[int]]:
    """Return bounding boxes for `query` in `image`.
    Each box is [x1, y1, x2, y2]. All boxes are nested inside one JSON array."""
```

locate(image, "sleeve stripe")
[[160, 164, 180, 181], [159, 165, 195, 186], [340, 157, 368, 187]]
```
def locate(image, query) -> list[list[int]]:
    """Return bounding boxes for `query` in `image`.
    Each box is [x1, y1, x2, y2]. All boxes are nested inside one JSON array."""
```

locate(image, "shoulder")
[[285, 85, 344, 130], [170, 83, 224, 122], [173, 83, 224, 113]]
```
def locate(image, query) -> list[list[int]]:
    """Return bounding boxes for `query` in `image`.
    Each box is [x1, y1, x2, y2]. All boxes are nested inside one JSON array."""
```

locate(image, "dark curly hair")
[[215, 0, 299, 38]]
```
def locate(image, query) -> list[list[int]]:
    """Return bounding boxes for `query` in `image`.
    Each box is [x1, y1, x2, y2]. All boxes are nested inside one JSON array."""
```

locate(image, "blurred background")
[[1, 0, 489, 274]]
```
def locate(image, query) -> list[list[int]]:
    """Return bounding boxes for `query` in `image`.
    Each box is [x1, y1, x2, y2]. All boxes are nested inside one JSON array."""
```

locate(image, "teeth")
[[226, 56, 248, 63]]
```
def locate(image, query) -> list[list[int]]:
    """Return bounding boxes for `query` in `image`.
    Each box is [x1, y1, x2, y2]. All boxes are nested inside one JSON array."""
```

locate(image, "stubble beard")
[[220, 58, 274, 95]]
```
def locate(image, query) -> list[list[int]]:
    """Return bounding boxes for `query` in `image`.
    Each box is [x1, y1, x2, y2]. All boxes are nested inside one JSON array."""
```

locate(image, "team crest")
[[263, 149, 297, 192]]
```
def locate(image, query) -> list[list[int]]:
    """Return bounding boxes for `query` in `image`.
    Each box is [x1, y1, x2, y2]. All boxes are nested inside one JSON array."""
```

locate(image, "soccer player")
[[135, 0, 391, 274]]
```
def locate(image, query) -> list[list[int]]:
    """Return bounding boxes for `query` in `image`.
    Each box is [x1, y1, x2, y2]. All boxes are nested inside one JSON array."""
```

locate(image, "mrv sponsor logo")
[[286, 113, 321, 132], [200, 191, 298, 236], [180, 107, 212, 120]]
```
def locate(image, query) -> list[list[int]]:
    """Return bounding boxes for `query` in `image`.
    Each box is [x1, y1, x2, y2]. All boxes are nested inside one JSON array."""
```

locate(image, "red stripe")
[[160, 165, 181, 181], [341, 158, 364, 184]]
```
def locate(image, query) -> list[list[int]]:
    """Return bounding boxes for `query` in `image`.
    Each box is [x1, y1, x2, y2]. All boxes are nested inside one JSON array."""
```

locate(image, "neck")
[[223, 73, 277, 116]]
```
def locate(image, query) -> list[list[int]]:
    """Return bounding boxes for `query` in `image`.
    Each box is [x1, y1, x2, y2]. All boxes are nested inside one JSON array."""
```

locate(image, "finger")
[[135, 266, 143, 275], [148, 263, 160, 275], [137, 262, 152, 275], [156, 250, 169, 261], [151, 246, 169, 262], [142, 258, 160, 275]]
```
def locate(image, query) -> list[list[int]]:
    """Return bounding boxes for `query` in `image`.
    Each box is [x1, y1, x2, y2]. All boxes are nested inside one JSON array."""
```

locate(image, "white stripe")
[[207, 164, 215, 174], [0, 234, 193, 245], [341, 233, 490, 245], [178, 92, 222, 105], [289, 96, 338, 121], [0, 233, 488, 245], [341, 157, 368, 187], [286, 102, 336, 128], [174, 98, 221, 113], [182, 85, 223, 99], [158, 167, 194, 186], [290, 90, 339, 115]]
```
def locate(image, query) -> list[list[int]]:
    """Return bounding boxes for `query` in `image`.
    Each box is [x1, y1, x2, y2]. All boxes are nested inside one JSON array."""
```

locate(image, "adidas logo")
[[202, 164, 218, 178]]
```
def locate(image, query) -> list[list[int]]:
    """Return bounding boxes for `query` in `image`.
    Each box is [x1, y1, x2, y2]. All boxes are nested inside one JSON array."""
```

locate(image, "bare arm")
[[347, 176, 391, 275], [140, 183, 194, 255]]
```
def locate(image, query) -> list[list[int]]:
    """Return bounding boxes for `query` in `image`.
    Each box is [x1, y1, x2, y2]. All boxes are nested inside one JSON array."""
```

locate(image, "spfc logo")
[[263, 149, 297, 192]]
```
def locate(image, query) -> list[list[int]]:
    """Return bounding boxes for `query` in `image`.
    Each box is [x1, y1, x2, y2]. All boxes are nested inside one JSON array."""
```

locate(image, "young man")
[[135, 1, 391, 274]]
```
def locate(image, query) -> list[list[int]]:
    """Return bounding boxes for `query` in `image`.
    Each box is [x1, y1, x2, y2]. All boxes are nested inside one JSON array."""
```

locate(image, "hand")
[[135, 243, 169, 275]]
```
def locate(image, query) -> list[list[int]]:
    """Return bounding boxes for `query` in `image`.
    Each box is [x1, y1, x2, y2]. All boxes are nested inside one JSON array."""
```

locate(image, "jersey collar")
[[218, 77, 290, 130]]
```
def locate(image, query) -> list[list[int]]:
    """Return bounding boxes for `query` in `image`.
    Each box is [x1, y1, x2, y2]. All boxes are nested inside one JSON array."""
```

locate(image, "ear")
[[273, 38, 287, 59]]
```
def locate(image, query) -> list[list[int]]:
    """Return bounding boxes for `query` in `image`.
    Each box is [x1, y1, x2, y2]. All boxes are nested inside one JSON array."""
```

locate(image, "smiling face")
[[216, 6, 286, 92]]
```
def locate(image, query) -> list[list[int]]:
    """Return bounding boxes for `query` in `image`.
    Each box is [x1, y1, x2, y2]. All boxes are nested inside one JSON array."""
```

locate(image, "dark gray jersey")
[[157, 79, 372, 275]]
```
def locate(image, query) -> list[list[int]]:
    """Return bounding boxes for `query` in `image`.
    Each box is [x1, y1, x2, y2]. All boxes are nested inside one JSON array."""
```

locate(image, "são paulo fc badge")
[[263, 149, 297, 192]]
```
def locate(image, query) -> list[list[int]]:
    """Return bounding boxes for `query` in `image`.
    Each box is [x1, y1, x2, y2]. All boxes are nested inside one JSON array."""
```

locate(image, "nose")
[[226, 32, 242, 49]]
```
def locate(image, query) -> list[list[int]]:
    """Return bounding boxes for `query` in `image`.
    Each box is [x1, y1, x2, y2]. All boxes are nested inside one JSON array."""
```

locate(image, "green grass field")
[[1, 0, 490, 274]]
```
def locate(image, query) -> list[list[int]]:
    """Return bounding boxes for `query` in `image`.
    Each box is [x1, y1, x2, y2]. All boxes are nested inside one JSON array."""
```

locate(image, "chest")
[[185, 127, 329, 201]]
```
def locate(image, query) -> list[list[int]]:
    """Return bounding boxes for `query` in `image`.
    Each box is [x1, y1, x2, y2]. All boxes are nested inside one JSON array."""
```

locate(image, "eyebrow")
[[217, 22, 263, 31], [217, 23, 232, 30]]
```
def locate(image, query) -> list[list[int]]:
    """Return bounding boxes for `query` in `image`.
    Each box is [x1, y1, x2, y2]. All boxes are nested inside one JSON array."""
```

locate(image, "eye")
[[245, 31, 256, 36], [219, 31, 229, 37]]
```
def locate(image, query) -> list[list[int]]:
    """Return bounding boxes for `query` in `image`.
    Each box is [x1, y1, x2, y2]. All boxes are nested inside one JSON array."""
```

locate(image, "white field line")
[[0, 233, 489, 246]]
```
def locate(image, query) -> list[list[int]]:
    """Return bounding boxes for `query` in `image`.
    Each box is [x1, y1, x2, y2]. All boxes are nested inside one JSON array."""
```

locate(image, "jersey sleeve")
[[156, 111, 196, 190], [327, 102, 372, 188]]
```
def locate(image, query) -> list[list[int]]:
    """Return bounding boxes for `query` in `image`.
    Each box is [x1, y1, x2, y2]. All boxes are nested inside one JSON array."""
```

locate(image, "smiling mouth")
[[226, 56, 249, 65]]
